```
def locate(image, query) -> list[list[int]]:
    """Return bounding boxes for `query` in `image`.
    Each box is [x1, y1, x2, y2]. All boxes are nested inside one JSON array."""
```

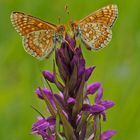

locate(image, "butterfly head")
[[68, 20, 79, 36], [55, 25, 66, 42], [57, 25, 65, 34]]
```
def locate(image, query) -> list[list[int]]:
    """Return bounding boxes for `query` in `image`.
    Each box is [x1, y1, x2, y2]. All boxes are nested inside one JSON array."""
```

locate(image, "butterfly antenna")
[[65, 5, 70, 15], [64, 4, 72, 21]]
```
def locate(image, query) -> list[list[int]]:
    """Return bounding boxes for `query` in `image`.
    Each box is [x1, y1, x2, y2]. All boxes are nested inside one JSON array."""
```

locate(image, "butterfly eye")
[[57, 25, 65, 34], [69, 21, 77, 31]]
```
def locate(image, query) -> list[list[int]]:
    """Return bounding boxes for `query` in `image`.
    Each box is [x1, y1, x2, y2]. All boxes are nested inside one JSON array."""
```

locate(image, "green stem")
[[93, 115, 101, 140]]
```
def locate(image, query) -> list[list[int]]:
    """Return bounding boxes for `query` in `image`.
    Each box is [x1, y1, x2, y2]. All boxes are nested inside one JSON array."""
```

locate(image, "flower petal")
[[87, 82, 101, 95], [101, 130, 116, 140], [67, 97, 75, 105], [35, 88, 56, 108], [42, 70, 55, 83], [75, 47, 83, 58], [32, 117, 56, 139], [32, 117, 49, 133], [95, 88, 103, 103], [83, 104, 105, 113], [101, 100, 115, 109], [65, 34, 76, 48], [78, 58, 85, 77], [36, 88, 52, 100], [85, 66, 96, 81]]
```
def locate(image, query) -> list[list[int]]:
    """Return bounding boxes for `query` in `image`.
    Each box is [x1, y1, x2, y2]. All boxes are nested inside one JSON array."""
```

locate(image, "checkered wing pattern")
[[11, 12, 58, 60], [78, 4, 118, 50]]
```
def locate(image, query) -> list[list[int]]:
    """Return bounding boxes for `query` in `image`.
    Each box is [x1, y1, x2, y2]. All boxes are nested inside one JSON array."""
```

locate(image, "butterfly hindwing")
[[23, 30, 55, 60], [79, 23, 112, 50]]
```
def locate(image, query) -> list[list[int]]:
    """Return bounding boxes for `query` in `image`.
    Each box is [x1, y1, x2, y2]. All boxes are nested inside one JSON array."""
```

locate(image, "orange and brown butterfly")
[[10, 12, 66, 60], [69, 4, 118, 50]]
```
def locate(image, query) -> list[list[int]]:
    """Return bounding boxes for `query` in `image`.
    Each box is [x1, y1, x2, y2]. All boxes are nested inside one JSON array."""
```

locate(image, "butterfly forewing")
[[77, 4, 118, 50], [79, 4, 118, 28], [11, 12, 60, 60]]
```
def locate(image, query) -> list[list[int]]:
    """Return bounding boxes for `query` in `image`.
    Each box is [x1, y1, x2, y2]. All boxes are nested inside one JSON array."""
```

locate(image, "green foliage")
[[0, 0, 140, 140]]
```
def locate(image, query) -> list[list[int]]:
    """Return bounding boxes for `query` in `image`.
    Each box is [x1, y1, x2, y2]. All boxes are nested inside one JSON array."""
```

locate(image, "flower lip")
[[95, 88, 103, 103], [82, 104, 105, 114], [87, 82, 101, 95], [101, 130, 117, 140], [32, 116, 56, 139], [85, 66, 96, 81], [101, 100, 115, 109], [42, 70, 54, 83]]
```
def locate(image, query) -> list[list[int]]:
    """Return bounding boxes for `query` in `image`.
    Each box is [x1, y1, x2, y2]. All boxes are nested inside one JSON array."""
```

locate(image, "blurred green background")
[[0, 0, 140, 139]]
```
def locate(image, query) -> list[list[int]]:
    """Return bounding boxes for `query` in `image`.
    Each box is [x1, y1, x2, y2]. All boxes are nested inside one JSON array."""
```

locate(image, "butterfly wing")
[[77, 4, 118, 50], [11, 12, 58, 60], [79, 23, 112, 50]]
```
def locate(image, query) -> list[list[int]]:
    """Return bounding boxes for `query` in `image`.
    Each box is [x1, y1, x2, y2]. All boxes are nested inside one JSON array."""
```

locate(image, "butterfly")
[[11, 12, 66, 60], [69, 4, 118, 50]]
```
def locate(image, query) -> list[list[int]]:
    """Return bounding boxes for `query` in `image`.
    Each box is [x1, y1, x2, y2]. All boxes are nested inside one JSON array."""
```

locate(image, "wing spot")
[[46, 40, 49, 44], [89, 16, 93, 20], [25, 30, 29, 33], [27, 25, 31, 28], [42, 37, 46, 41], [38, 23, 43, 27], [23, 17, 27, 21], [86, 33, 89, 38], [89, 31, 92, 34], [85, 24, 88, 28]]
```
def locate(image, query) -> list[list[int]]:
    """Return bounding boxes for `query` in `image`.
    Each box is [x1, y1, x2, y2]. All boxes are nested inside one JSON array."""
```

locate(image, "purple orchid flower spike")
[[31, 35, 116, 140]]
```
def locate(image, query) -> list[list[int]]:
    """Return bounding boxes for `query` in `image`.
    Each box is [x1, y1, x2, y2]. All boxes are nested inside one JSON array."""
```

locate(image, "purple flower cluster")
[[32, 35, 116, 140]]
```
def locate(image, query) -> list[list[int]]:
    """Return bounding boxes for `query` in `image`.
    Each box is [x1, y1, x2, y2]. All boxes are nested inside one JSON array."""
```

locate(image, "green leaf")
[[56, 113, 65, 140], [76, 111, 90, 133], [56, 113, 60, 133], [53, 60, 64, 92], [85, 115, 94, 140], [79, 122, 87, 140], [47, 127, 52, 137], [54, 98, 77, 140], [39, 88, 56, 117], [56, 132, 66, 140], [93, 115, 101, 140], [55, 50, 67, 82], [63, 78, 69, 101], [63, 46, 70, 64], [72, 73, 85, 118], [69, 63, 78, 93], [31, 105, 45, 119]]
